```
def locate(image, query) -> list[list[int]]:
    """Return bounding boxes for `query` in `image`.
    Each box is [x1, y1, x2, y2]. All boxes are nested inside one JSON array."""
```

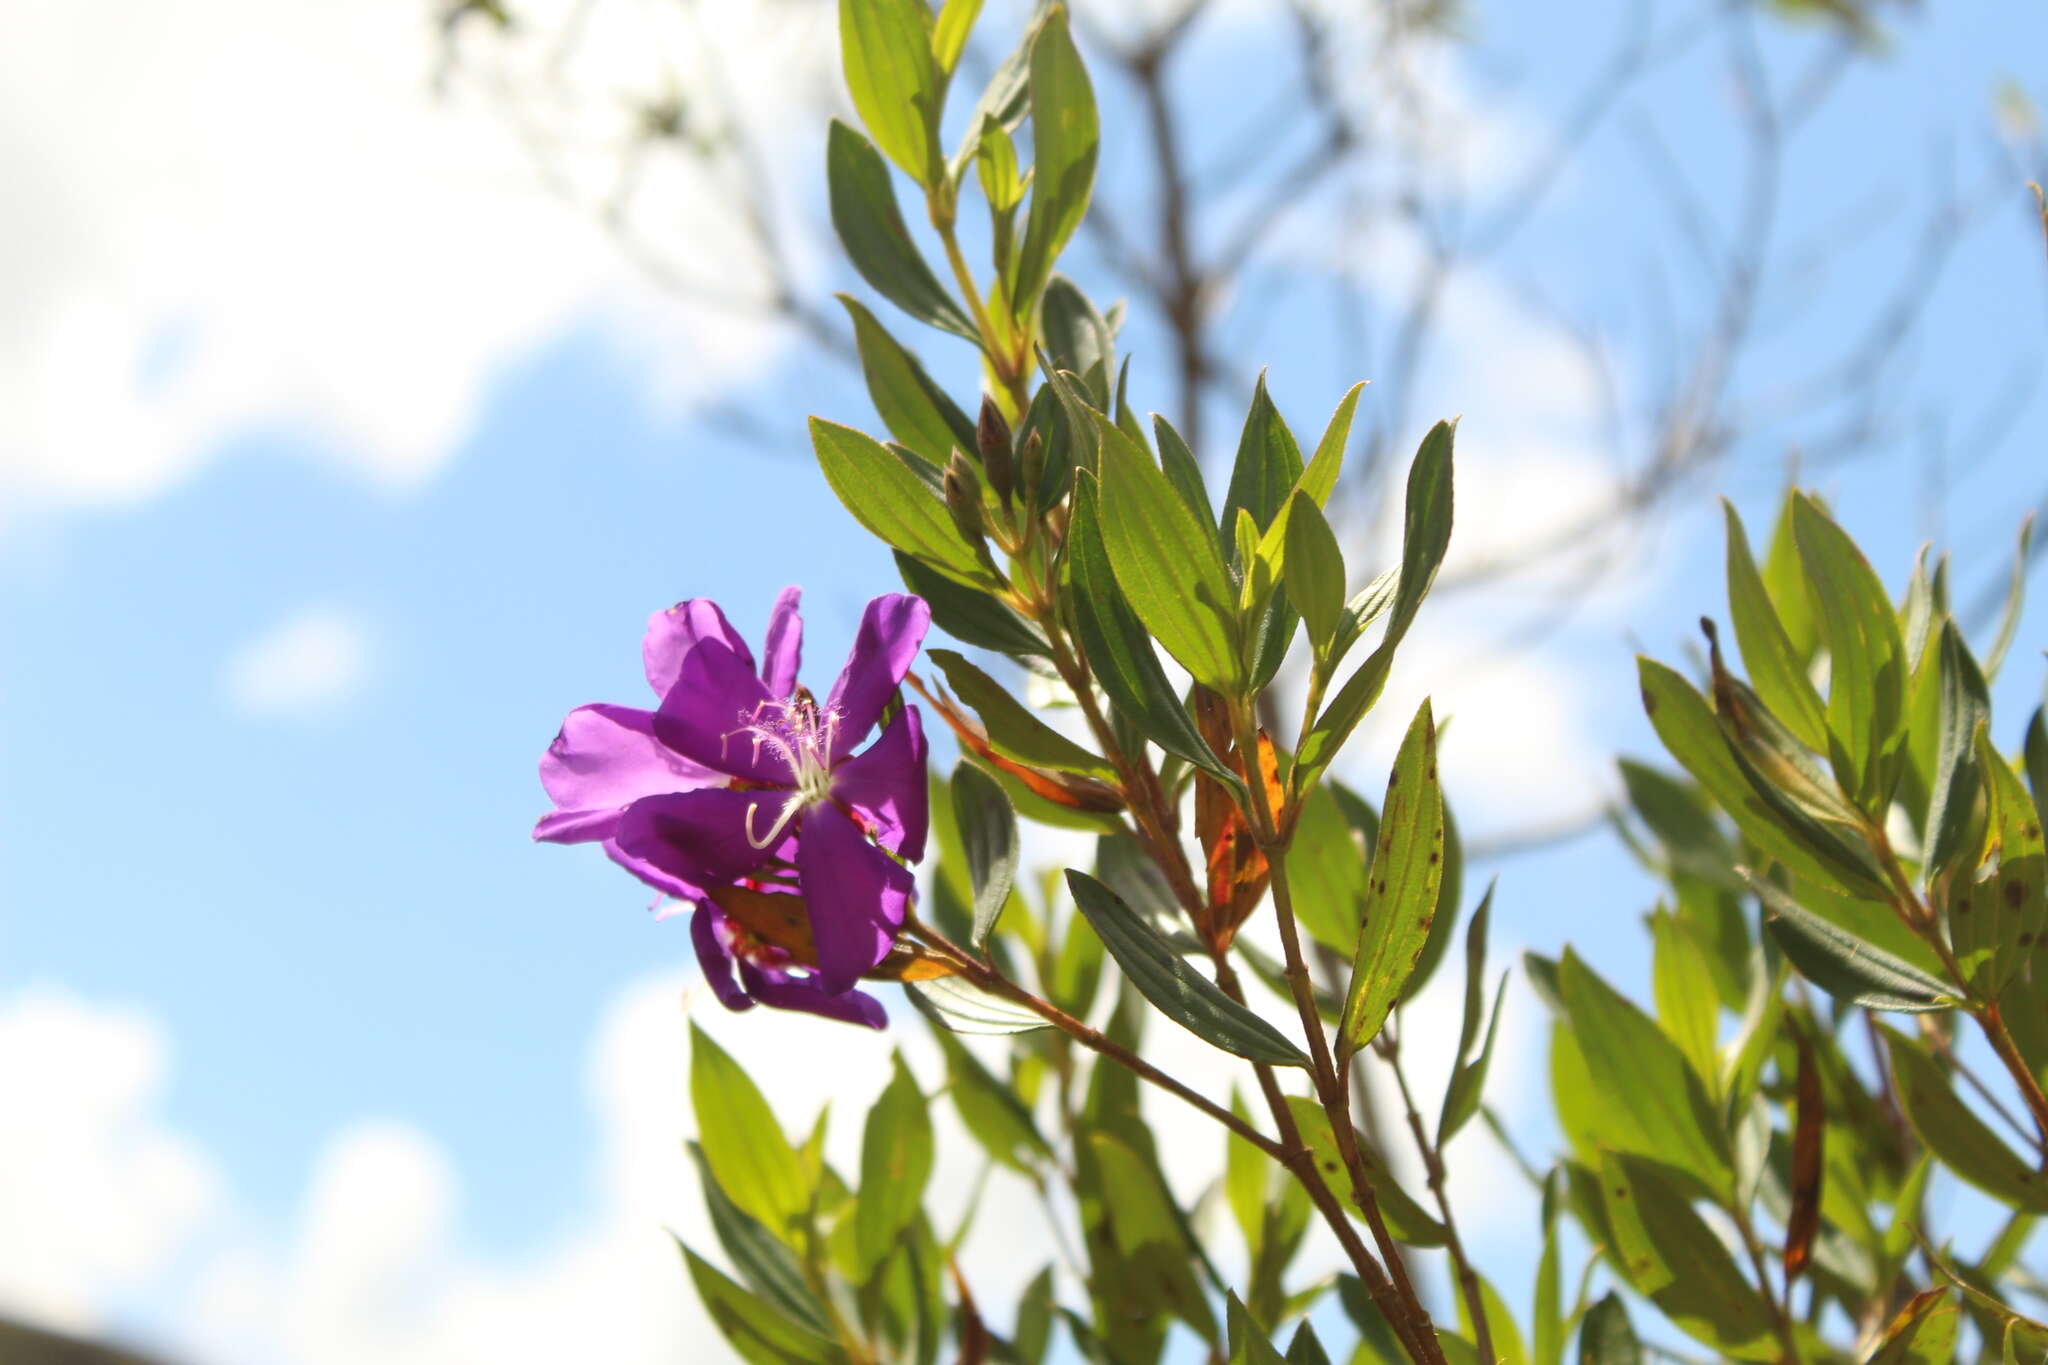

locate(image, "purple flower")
[[535, 590, 931, 1026]]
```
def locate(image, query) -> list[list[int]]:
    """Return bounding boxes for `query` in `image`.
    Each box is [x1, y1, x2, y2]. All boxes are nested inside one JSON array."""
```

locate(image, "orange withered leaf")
[[1190, 689, 1284, 949], [906, 671, 1124, 813]]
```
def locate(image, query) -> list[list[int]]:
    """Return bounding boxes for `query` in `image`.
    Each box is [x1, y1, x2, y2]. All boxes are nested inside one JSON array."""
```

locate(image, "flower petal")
[[797, 802, 912, 994], [645, 599, 753, 699], [692, 907, 756, 1013], [830, 704, 929, 860], [825, 594, 931, 761], [760, 587, 804, 700], [602, 837, 706, 901], [535, 703, 720, 844], [652, 641, 792, 784], [615, 789, 778, 891], [739, 961, 887, 1028]]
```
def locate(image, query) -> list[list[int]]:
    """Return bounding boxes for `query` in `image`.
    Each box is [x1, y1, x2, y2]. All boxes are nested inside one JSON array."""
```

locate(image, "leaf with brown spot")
[[1336, 700, 1444, 1060], [1782, 1024, 1825, 1286]]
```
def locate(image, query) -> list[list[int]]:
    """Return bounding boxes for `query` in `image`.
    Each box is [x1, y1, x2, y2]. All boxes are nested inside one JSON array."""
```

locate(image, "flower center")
[[736, 691, 839, 850]]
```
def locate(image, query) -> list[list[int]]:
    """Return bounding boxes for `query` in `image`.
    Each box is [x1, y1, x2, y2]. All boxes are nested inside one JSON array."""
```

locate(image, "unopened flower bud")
[[977, 397, 1015, 506], [1017, 430, 1045, 509], [944, 452, 987, 547]]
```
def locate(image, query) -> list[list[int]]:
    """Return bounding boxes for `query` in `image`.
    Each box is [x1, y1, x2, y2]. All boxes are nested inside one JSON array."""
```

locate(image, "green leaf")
[[1636, 657, 1885, 898], [1866, 1289, 1962, 1365], [2025, 702, 2048, 839], [812, 418, 998, 588], [1286, 783, 1370, 954], [1039, 276, 1112, 405], [1792, 492, 1906, 807], [1010, 9, 1096, 309], [892, 552, 1047, 657], [1065, 479, 1242, 792], [686, 1144, 834, 1337], [1533, 1176, 1565, 1365], [931, 0, 981, 74], [1649, 909, 1722, 1087], [1298, 381, 1366, 507], [1300, 419, 1455, 781], [691, 1024, 809, 1241], [1066, 869, 1311, 1067], [1284, 491, 1346, 655], [1284, 1320, 1334, 1365], [1224, 1088, 1268, 1254], [1926, 620, 1990, 880], [839, 0, 939, 185], [1338, 701, 1446, 1059], [1093, 421, 1242, 692], [905, 974, 1048, 1034], [1557, 951, 1729, 1189], [1575, 1293, 1641, 1365], [680, 1242, 843, 1365], [1222, 372, 1306, 546], [840, 296, 977, 466], [932, 1027, 1053, 1171], [1086, 1132, 1219, 1344], [1049, 889, 1107, 1018], [856, 1055, 936, 1275], [1984, 513, 2034, 680], [1440, 886, 1506, 1141], [1961, 733, 2048, 996], [1456, 1273, 1529, 1365], [1013, 1265, 1055, 1365], [927, 649, 1114, 779], [973, 116, 1022, 212], [1750, 874, 1958, 1012], [1154, 413, 1219, 549], [1884, 1025, 2048, 1210], [946, 760, 1019, 948], [1597, 1152, 1778, 1359], [1226, 1292, 1288, 1365], [826, 121, 977, 341], [1285, 1096, 1447, 1245], [1723, 499, 1828, 751]]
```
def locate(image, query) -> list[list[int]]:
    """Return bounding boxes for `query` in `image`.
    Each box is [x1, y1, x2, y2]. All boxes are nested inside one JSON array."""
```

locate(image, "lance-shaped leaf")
[[686, 1145, 833, 1337], [1884, 1025, 2048, 1211], [1285, 1096, 1447, 1246], [1065, 479, 1243, 793], [1094, 418, 1242, 692], [1724, 499, 1828, 751], [691, 1024, 809, 1242], [1221, 373, 1306, 544], [1984, 513, 2034, 680], [1557, 951, 1729, 1189], [826, 121, 977, 341], [1153, 413, 1220, 550], [1299, 419, 1455, 782], [1067, 869, 1311, 1067], [1440, 886, 1507, 1142], [1792, 492, 1906, 807], [1285, 1321, 1334, 1365], [1597, 1152, 1778, 1359], [1748, 874, 1958, 1013], [1285, 783, 1370, 955], [950, 760, 1019, 946], [927, 650, 1114, 779], [841, 296, 977, 466], [893, 552, 1048, 658], [1338, 701, 1445, 1060], [1926, 620, 1990, 882], [1952, 729, 2046, 996], [932, 1027, 1054, 1170], [1010, 9, 1096, 309], [1866, 1290, 1961, 1365], [906, 974, 1048, 1035], [1284, 491, 1347, 656], [1576, 1293, 1642, 1365], [1637, 657, 1887, 899], [813, 418, 999, 589], [856, 1055, 936, 1275], [1040, 276, 1113, 405], [1297, 381, 1366, 507], [1226, 1292, 1289, 1365], [2025, 702, 2048, 837], [680, 1242, 843, 1365], [839, 0, 940, 186]]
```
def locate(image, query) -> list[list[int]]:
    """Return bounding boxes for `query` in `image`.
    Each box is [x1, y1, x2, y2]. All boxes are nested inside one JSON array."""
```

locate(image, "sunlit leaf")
[[1338, 701, 1445, 1059]]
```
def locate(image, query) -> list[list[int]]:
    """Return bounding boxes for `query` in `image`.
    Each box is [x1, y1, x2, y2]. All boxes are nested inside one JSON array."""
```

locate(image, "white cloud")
[[222, 606, 376, 718], [0, 0, 823, 521], [0, 989, 218, 1335]]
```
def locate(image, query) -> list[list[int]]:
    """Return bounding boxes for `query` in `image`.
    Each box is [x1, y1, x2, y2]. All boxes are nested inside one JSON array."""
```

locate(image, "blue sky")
[[4, 0, 2047, 1359]]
